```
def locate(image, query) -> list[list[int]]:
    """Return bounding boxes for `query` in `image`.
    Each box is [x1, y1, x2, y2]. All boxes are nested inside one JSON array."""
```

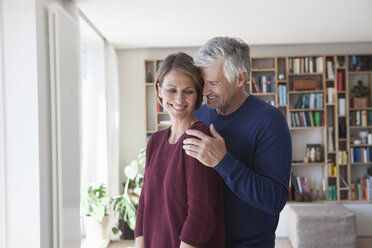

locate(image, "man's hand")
[[183, 124, 227, 167]]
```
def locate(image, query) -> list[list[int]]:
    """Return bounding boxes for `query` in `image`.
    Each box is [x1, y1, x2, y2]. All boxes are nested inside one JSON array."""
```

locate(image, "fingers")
[[183, 144, 199, 153], [184, 149, 199, 158], [185, 129, 209, 140]]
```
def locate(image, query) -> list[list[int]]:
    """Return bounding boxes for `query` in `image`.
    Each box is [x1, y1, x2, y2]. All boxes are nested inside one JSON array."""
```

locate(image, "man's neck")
[[216, 92, 249, 116]]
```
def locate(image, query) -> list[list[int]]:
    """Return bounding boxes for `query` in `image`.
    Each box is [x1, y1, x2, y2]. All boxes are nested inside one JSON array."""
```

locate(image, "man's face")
[[200, 62, 238, 115]]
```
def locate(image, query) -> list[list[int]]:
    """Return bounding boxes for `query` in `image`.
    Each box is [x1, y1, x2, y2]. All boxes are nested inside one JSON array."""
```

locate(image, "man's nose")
[[203, 84, 211, 96]]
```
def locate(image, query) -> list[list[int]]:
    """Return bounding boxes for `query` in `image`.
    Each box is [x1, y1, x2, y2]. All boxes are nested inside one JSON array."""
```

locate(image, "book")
[[252, 77, 260, 93], [340, 175, 349, 187], [337, 71, 344, 91], [327, 61, 335, 79]]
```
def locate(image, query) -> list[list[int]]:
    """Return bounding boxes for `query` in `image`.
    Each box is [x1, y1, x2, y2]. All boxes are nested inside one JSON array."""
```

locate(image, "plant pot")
[[353, 97, 367, 108], [119, 219, 134, 240], [83, 215, 109, 240]]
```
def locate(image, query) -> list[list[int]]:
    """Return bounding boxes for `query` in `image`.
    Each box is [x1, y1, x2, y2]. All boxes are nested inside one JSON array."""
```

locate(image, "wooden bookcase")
[[145, 54, 372, 203]]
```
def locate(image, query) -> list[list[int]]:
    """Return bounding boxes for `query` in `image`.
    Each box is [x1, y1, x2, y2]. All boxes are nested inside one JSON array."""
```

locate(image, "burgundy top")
[[135, 121, 225, 247]]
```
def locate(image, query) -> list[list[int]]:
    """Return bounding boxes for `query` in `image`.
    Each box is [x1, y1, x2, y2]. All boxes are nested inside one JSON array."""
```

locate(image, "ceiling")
[[74, 0, 372, 49]]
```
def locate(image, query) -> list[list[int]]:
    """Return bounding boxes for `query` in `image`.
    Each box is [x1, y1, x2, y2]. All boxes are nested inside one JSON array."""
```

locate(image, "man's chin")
[[206, 102, 218, 110]]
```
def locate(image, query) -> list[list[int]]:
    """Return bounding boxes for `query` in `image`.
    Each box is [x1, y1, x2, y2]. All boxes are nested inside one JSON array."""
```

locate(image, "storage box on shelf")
[[144, 55, 372, 203]]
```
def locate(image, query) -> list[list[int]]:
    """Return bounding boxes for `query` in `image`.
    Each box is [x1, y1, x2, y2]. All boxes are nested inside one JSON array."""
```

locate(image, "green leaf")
[[124, 161, 138, 180], [112, 227, 119, 235]]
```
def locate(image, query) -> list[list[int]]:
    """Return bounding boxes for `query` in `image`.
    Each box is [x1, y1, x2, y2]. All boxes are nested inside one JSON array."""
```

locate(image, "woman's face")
[[158, 69, 197, 122]]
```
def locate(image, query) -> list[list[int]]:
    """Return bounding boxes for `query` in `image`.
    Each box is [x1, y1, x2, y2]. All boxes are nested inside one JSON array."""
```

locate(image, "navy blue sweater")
[[194, 95, 292, 248]]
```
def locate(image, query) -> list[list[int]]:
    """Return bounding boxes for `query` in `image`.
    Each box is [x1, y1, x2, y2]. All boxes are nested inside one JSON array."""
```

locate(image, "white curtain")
[[105, 42, 120, 197], [49, 3, 81, 247]]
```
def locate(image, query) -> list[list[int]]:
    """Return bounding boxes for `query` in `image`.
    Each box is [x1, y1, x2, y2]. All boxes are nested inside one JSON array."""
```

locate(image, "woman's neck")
[[168, 115, 197, 144]]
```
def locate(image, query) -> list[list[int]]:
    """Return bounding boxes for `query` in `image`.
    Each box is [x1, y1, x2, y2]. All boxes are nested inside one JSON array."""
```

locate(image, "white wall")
[[0, 2, 6, 246], [117, 42, 372, 237], [1, 0, 79, 247]]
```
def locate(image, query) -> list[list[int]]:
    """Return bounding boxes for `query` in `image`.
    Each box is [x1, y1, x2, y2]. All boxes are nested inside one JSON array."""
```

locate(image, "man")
[[183, 37, 292, 248]]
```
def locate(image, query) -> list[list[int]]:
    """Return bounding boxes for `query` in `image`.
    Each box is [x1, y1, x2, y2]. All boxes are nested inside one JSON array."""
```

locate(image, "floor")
[[107, 237, 372, 248]]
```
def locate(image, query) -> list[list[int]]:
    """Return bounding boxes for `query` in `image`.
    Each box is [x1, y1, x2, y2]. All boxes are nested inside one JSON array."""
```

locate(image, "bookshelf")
[[144, 59, 167, 140], [145, 54, 372, 203]]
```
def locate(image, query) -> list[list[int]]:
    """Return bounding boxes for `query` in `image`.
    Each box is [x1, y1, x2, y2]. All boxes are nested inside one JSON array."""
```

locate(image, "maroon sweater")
[[135, 121, 225, 247]]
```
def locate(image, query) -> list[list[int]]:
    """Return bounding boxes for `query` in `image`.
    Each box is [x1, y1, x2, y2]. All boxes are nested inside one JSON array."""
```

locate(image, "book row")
[[328, 185, 337, 201], [294, 93, 324, 109], [350, 147, 372, 163], [338, 150, 348, 164], [288, 57, 324, 74], [290, 111, 324, 127], [350, 110, 372, 126], [252, 76, 276, 93], [351, 176, 372, 201]]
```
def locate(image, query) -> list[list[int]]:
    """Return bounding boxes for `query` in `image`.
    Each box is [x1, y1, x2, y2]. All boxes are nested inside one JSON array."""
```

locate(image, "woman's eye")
[[185, 90, 195, 94], [167, 89, 176, 93]]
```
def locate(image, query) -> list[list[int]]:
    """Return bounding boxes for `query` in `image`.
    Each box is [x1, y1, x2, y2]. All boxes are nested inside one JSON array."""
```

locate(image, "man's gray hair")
[[194, 37, 250, 84]]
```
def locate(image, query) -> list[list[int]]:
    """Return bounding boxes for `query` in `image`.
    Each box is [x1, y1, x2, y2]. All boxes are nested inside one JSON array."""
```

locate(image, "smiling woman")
[[134, 52, 225, 248]]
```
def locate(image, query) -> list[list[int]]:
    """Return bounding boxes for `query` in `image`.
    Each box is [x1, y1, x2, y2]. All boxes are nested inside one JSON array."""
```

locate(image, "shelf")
[[339, 187, 349, 190], [145, 82, 155, 86], [350, 144, 372, 147], [289, 90, 324, 94], [251, 93, 276, 96], [288, 73, 323, 76], [289, 108, 324, 112], [349, 126, 372, 129], [157, 112, 168, 115], [349, 71, 372, 74], [290, 126, 324, 130], [338, 138, 347, 141], [327, 151, 336, 154], [292, 162, 325, 166], [252, 68, 275, 72], [349, 107, 372, 111], [351, 162, 372, 165], [337, 90, 347, 93]]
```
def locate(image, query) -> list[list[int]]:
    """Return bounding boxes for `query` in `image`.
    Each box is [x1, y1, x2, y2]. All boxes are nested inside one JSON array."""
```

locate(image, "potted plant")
[[110, 148, 145, 239], [82, 182, 110, 240], [351, 80, 369, 108]]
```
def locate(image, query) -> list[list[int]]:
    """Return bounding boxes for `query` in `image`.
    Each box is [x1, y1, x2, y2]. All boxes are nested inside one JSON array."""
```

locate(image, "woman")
[[135, 52, 225, 248]]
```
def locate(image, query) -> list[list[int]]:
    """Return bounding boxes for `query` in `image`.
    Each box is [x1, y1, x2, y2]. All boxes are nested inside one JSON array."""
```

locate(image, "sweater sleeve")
[[134, 137, 153, 238], [214, 111, 292, 216], [180, 126, 221, 246]]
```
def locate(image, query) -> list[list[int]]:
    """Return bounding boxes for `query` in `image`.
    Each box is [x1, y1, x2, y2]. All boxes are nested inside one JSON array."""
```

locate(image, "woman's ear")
[[157, 82, 163, 98]]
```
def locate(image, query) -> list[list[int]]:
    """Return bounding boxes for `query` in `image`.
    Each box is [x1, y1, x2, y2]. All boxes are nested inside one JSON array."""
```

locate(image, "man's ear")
[[235, 72, 246, 87]]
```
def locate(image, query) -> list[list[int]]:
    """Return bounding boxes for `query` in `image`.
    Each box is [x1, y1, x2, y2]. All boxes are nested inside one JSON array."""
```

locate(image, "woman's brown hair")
[[155, 52, 204, 110]]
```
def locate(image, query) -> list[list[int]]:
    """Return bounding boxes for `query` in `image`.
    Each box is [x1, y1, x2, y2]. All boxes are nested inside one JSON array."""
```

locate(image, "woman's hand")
[[135, 236, 144, 248], [180, 241, 196, 248]]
